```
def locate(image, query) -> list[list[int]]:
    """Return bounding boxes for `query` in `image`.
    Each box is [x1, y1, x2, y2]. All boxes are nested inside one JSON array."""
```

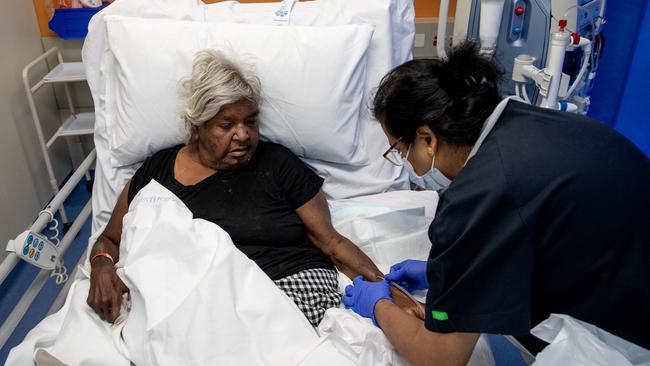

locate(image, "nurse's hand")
[[343, 276, 392, 326], [385, 259, 429, 292], [87, 261, 129, 323]]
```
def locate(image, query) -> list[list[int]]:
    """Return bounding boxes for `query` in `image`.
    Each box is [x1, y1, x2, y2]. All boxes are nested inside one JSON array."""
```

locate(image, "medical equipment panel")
[[553, 0, 605, 112], [455, 0, 605, 112], [458, 0, 553, 101]]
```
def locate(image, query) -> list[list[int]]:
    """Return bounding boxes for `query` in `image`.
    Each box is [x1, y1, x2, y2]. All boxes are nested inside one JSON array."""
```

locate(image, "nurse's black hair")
[[373, 41, 503, 146]]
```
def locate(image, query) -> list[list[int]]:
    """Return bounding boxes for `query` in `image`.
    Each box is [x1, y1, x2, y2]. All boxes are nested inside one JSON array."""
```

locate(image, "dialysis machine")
[[445, 0, 605, 114]]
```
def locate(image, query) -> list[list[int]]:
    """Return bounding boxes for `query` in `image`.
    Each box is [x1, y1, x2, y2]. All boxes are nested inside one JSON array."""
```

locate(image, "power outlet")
[[414, 33, 426, 48], [413, 19, 455, 59]]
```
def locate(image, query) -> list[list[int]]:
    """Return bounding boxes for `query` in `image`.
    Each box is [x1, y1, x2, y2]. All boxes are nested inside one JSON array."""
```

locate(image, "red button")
[[515, 6, 525, 16], [571, 32, 581, 44]]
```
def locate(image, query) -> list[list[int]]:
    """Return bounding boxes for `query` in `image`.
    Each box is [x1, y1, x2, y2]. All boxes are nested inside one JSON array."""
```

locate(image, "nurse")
[[343, 42, 650, 365]]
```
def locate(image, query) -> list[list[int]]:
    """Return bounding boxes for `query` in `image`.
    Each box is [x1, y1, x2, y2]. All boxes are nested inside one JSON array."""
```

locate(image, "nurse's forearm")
[[374, 300, 479, 366], [375, 300, 432, 365]]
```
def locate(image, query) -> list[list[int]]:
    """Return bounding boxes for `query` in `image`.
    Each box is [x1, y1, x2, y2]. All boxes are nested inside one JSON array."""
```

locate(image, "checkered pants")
[[274, 268, 341, 326]]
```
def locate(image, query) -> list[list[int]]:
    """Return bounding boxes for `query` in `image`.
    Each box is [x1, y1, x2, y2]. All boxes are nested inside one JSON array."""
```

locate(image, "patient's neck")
[[174, 146, 217, 186]]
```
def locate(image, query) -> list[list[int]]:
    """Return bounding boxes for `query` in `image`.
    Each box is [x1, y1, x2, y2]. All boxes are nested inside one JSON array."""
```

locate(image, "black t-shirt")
[[424, 101, 650, 353], [127, 141, 334, 280]]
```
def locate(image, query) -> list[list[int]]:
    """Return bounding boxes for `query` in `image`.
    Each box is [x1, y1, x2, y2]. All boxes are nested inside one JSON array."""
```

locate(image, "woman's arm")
[[297, 191, 425, 316], [89, 181, 129, 265], [86, 180, 131, 323], [295, 191, 383, 281]]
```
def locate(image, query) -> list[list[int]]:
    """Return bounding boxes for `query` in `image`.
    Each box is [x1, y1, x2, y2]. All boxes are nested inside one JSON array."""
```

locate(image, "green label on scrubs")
[[431, 310, 449, 321]]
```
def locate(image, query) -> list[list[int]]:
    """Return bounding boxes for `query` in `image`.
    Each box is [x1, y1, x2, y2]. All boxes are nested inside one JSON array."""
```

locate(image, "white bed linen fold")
[[6, 276, 130, 365], [120, 181, 333, 365]]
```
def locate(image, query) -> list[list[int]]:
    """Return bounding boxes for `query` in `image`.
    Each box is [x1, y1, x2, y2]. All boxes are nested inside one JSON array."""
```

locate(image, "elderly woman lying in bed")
[[87, 50, 421, 327]]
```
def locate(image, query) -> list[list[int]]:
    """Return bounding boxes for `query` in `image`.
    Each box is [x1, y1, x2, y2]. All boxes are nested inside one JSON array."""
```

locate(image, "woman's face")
[[380, 122, 436, 176], [196, 99, 260, 170]]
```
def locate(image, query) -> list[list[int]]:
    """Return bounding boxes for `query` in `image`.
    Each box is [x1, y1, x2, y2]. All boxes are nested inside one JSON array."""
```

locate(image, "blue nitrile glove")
[[342, 276, 392, 326], [384, 259, 429, 292]]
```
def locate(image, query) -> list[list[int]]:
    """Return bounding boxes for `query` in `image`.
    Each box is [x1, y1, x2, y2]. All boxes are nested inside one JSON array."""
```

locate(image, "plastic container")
[[47, 5, 106, 40]]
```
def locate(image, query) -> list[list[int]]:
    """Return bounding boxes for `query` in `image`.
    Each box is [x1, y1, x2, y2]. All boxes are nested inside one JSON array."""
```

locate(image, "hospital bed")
[[1, 0, 500, 364]]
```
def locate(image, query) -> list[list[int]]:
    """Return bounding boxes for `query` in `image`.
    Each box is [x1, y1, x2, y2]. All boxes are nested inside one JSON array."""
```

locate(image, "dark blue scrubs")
[[424, 101, 650, 353]]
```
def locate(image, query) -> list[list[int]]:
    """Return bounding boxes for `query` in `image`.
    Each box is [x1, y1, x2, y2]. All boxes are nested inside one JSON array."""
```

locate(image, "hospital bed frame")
[[0, 150, 96, 350]]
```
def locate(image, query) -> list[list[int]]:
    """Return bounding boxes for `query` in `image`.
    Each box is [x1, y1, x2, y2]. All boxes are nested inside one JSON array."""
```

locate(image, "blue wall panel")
[[587, 0, 650, 156], [588, 0, 646, 126], [612, 1, 650, 156]]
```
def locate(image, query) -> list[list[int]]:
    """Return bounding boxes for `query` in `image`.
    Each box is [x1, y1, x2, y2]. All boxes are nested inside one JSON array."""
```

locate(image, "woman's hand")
[[87, 260, 129, 323]]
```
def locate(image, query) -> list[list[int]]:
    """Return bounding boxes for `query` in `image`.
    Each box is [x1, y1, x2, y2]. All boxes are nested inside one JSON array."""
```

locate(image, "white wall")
[[0, 1, 71, 261]]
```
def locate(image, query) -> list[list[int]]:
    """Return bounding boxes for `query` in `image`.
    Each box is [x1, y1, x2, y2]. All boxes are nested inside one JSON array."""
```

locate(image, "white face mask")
[[403, 145, 451, 191]]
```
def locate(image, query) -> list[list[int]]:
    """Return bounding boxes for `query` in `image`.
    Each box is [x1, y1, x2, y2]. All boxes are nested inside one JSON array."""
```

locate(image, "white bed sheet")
[[330, 190, 437, 280]]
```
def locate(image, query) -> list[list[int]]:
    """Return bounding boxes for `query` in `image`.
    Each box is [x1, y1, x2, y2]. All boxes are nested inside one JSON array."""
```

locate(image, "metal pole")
[[436, 0, 450, 59], [0, 201, 92, 350], [0, 150, 95, 285], [57, 50, 77, 117]]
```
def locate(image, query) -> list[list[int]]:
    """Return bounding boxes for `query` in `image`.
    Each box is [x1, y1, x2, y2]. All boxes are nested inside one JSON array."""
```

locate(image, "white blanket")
[[8, 186, 494, 365], [8, 181, 354, 365]]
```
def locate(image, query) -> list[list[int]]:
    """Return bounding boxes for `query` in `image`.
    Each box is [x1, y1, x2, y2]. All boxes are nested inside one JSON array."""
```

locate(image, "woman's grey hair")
[[182, 49, 262, 144]]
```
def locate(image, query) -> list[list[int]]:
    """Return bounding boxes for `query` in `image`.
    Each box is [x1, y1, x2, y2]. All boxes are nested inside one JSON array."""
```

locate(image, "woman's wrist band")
[[91, 252, 115, 265]]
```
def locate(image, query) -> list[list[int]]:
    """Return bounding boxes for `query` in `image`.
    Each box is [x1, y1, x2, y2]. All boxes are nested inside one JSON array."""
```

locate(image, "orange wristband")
[[91, 252, 115, 265]]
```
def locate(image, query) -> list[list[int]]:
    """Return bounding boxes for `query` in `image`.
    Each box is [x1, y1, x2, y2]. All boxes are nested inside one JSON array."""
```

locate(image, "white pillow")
[[105, 15, 373, 167], [200, 0, 416, 200], [203, 0, 415, 111]]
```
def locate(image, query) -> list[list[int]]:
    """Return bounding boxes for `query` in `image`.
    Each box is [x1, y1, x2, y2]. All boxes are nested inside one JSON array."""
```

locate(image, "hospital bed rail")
[[0, 149, 96, 350]]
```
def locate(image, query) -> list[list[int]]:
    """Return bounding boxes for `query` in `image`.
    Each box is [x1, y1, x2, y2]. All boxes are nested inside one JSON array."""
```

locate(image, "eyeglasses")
[[382, 137, 405, 167]]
